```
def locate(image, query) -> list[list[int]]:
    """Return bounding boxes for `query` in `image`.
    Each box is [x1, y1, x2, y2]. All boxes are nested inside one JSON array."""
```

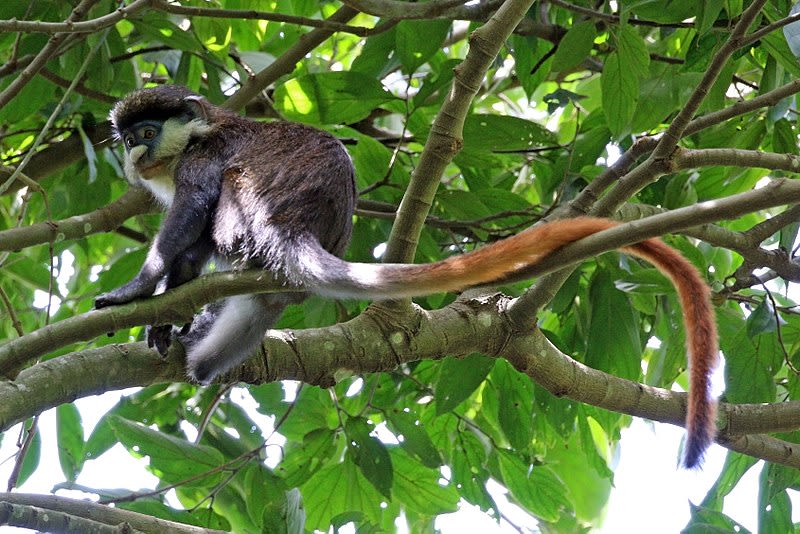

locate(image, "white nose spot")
[[129, 145, 147, 163]]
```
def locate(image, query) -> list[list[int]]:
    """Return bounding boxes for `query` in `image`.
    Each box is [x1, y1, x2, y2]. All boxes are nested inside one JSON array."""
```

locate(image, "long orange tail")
[[292, 217, 718, 466]]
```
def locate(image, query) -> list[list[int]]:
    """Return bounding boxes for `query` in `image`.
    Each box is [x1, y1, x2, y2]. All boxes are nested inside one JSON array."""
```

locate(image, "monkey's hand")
[[95, 276, 160, 309], [147, 324, 174, 356], [147, 322, 192, 356]]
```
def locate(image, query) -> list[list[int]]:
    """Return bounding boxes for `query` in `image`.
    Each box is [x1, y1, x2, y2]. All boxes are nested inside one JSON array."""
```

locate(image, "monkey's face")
[[120, 120, 165, 179], [120, 116, 202, 180]]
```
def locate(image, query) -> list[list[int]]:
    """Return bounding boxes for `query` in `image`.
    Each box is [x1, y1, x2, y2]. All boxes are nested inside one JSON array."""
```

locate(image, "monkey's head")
[[110, 85, 212, 181]]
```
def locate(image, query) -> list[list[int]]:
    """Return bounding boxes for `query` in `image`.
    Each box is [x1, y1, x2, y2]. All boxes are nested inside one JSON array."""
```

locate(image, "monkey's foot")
[[147, 324, 174, 356]]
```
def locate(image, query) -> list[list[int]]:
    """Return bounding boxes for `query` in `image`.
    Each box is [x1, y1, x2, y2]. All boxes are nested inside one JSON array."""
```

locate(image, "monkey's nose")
[[129, 145, 147, 164]]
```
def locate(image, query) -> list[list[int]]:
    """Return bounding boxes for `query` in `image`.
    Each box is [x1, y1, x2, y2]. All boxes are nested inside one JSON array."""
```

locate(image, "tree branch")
[[223, 6, 361, 111], [0, 0, 101, 110], [0, 188, 154, 252], [0, 493, 225, 534], [0, 0, 151, 34]]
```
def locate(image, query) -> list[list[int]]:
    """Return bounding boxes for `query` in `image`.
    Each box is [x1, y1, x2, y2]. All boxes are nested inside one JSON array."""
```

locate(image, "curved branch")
[[0, 270, 295, 377], [0, 0, 151, 34], [154, 0, 381, 36], [0, 493, 225, 534], [674, 147, 800, 173], [224, 6, 361, 111], [0, 187, 154, 252], [720, 434, 800, 469], [4, 297, 800, 469]]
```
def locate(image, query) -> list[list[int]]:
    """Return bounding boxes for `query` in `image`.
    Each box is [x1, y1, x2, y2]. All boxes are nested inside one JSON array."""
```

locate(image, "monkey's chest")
[[142, 174, 176, 205]]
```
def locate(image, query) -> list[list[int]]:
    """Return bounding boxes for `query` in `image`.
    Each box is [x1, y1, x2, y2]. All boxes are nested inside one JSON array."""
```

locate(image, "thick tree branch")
[[0, 493, 224, 534], [3, 296, 799, 469], [5, 178, 800, 379]]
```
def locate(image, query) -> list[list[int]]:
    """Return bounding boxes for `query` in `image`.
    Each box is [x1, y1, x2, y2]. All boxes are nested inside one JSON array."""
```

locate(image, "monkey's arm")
[[95, 161, 221, 309]]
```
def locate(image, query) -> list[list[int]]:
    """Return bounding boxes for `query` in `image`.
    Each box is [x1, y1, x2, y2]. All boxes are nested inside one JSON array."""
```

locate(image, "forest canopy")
[[2, 0, 800, 532]]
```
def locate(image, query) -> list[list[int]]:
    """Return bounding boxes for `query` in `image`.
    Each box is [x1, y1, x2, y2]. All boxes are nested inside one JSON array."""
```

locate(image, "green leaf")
[[351, 25, 400, 79], [345, 417, 393, 498], [614, 268, 674, 294], [602, 51, 638, 135], [96, 248, 147, 292], [301, 459, 384, 530], [389, 449, 458, 515], [77, 122, 98, 184], [56, 403, 84, 482], [243, 464, 293, 532], [496, 450, 573, 522], [746, 299, 782, 337], [551, 20, 596, 72], [492, 360, 534, 449], [586, 269, 642, 381], [386, 409, 442, 468], [719, 308, 780, 403], [15, 424, 41, 488], [277, 428, 339, 488], [434, 353, 494, 415], [274, 72, 394, 125], [685, 506, 750, 534], [615, 25, 649, 78], [119, 500, 230, 530], [696, 0, 726, 35], [758, 466, 793, 534], [0, 76, 50, 123], [395, 19, 451, 72], [772, 118, 799, 155], [109, 416, 224, 488], [462, 114, 555, 152]]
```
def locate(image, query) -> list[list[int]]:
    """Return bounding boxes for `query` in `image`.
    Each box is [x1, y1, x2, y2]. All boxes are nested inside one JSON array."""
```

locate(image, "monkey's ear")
[[184, 94, 210, 121]]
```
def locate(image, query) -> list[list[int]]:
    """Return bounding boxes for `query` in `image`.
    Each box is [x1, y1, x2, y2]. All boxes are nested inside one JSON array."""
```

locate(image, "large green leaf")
[[345, 417, 393, 498], [496, 450, 573, 523], [301, 458, 384, 530], [386, 409, 442, 468], [109, 416, 224, 488], [434, 353, 494, 415], [395, 19, 451, 72], [389, 449, 458, 515], [550, 20, 596, 72], [586, 269, 642, 381], [56, 403, 84, 482], [602, 51, 638, 135], [491, 359, 534, 450], [462, 114, 555, 152], [274, 72, 394, 125]]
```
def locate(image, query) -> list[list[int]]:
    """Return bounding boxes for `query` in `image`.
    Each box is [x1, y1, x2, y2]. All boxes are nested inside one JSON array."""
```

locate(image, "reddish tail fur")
[[305, 217, 719, 466]]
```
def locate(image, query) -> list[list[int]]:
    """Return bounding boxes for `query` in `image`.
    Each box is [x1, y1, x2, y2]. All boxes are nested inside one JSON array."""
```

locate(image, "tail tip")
[[682, 432, 713, 469]]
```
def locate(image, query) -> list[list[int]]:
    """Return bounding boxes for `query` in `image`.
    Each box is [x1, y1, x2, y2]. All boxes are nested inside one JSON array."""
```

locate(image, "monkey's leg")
[[181, 292, 305, 383], [95, 181, 218, 308], [148, 238, 214, 355]]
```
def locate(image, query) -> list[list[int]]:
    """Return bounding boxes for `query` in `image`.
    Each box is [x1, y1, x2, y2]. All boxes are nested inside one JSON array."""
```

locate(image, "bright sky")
[[2, 384, 796, 533]]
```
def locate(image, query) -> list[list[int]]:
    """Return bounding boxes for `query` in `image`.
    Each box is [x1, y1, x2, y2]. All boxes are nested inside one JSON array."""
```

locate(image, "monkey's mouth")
[[137, 161, 166, 179]]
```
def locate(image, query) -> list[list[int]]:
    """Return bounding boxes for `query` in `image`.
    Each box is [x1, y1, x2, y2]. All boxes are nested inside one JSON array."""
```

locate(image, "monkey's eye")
[[124, 134, 135, 148], [141, 126, 157, 140]]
